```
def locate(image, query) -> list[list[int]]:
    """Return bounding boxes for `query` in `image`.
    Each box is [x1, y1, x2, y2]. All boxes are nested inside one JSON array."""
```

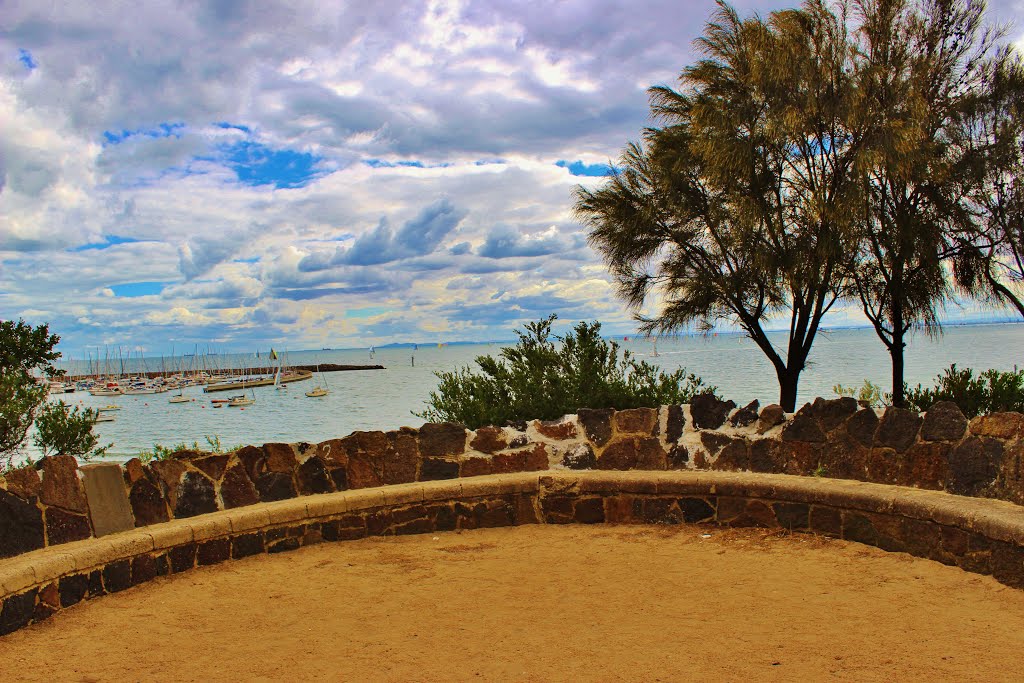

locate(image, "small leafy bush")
[[905, 364, 1024, 417], [136, 434, 237, 464], [417, 315, 716, 429], [33, 400, 111, 461], [832, 380, 890, 408]]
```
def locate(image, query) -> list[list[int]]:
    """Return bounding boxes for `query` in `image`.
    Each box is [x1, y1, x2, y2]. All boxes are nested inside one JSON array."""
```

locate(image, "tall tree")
[[952, 50, 1024, 318], [850, 0, 1004, 406], [577, 0, 861, 411], [0, 319, 105, 468]]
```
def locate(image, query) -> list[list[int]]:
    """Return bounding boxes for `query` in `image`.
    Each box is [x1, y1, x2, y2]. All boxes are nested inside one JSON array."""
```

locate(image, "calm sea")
[[47, 323, 1024, 460]]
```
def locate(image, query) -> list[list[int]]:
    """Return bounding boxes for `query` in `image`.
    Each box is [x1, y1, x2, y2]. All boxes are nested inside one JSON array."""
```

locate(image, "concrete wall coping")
[[3, 470, 1024, 600]]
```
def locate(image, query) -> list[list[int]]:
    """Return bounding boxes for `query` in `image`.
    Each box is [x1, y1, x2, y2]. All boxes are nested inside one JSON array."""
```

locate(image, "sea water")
[[51, 323, 1023, 459]]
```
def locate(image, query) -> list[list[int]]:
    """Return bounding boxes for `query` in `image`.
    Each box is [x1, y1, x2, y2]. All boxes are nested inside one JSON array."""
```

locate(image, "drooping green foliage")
[[0, 319, 106, 469], [417, 316, 716, 429], [905, 364, 1024, 417], [33, 401, 110, 460], [0, 371, 48, 461]]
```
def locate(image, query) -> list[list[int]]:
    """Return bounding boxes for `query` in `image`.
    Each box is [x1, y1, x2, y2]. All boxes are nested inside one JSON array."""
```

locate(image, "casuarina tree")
[[577, 0, 862, 411]]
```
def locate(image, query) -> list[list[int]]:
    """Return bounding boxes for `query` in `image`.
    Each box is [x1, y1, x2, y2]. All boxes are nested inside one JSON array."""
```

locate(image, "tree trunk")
[[890, 305, 906, 407], [777, 366, 801, 413]]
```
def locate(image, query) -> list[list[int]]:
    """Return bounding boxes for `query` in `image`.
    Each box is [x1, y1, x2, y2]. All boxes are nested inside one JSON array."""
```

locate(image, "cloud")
[[300, 198, 467, 269], [478, 225, 563, 258]]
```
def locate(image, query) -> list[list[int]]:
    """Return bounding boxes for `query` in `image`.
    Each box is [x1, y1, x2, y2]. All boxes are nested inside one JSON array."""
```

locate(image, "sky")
[[2, 0, 1023, 357]]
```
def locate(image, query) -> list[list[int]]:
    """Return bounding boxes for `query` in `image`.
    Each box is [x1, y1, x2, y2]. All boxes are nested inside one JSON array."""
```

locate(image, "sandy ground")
[[2, 525, 1023, 682]]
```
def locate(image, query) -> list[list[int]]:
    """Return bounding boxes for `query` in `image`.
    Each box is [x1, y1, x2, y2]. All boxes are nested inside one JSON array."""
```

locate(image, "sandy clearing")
[[1, 525, 1023, 682]]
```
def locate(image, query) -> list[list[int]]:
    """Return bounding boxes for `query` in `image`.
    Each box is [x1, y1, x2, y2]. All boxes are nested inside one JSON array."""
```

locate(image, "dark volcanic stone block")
[[573, 497, 605, 524], [256, 472, 297, 502], [470, 426, 508, 453], [192, 454, 229, 481], [384, 430, 420, 485], [991, 542, 1024, 589], [198, 538, 232, 566], [757, 404, 786, 433], [846, 409, 880, 448], [665, 405, 686, 443], [232, 532, 265, 559], [920, 401, 969, 442], [690, 394, 736, 430], [947, 436, 1004, 496], [577, 408, 613, 447], [129, 479, 169, 527], [103, 559, 132, 593], [614, 408, 658, 435], [263, 443, 298, 473], [297, 456, 333, 495], [875, 407, 923, 452], [220, 464, 260, 509], [420, 458, 459, 481], [173, 472, 218, 518], [87, 570, 104, 599], [803, 397, 859, 432], [0, 589, 38, 636], [169, 543, 197, 573], [782, 412, 826, 443], [418, 422, 468, 457], [563, 443, 596, 470], [45, 507, 92, 545], [678, 497, 715, 523], [809, 505, 842, 536], [4, 465, 41, 499], [772, 502, 809, 530], [598, 437, 666, 470], [131, 554, 158, 586], [0, 488, 44, 559], [39, 455, 88, 513], [730, 400, 760, 428], [58, 573, 89, 608]]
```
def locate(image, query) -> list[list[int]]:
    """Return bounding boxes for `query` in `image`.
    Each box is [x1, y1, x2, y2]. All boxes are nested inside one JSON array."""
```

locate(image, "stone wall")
[[1, 397, 1022, 559], [4, 471, 1024, 636]]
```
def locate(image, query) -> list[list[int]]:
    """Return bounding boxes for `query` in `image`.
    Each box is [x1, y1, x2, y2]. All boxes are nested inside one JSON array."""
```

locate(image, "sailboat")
[[305, 364, 329, 398], [169, 385, 190, 404], [227, 390, 255, 407], [273, 348, 288, 390]]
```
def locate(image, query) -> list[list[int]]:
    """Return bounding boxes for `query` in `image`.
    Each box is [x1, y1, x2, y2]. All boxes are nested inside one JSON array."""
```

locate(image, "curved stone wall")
[[1, 399, 1021, 560], [3, 470, 1024, 636]]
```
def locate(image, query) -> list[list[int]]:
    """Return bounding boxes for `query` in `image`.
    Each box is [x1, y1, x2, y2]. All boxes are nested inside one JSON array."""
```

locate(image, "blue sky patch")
[[18, 49, 36, 70], [110, 281, 169, 297], [345, 306, 390, 319], [363, 159, 453, 169], [556, 160, 615, 177], [103, 122, 185, 145], [214, 122, 252, 133], [233, 256, 260, 263], [219, 141, 323, 189], [71, 235, 141, 252]]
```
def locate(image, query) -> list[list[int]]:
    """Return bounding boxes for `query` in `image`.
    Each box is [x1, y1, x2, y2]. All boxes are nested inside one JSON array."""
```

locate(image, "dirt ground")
[[2, 524, 1023, 682]]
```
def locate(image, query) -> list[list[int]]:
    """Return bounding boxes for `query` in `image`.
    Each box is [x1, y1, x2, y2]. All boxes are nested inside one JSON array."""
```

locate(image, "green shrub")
[[417, 315, 716, 429], [832, 380, 890, 408], [135, 434, 237, 464], [905, 364, 1024, 417], [33, 400, 111, 461]]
